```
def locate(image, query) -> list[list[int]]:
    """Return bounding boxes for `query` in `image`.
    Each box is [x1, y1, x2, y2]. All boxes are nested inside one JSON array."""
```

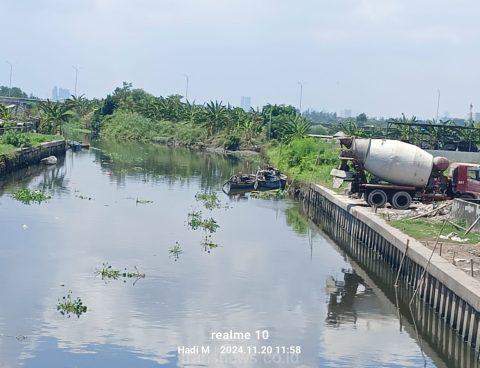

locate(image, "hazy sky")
[[2, 0, 479, 118]]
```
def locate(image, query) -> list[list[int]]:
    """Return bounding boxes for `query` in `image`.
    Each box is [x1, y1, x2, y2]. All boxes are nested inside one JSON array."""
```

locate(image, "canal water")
[[0, 142, 462, 367]]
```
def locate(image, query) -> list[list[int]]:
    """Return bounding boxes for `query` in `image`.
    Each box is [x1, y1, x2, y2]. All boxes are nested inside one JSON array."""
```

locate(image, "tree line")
[[1, 83, 480, 151]]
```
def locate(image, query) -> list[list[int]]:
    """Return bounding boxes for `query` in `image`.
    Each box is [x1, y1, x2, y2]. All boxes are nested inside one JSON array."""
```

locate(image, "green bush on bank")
[[266, 137, 339, 186], [0, 132, 60, 156], [100, 110, 206, 146]]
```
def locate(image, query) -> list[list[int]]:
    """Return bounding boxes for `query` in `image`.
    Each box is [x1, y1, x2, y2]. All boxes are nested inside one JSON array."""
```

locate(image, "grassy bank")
[[389, 218, 480, 245], [266, 137, 339, 187], [0, 132, 61, 157]]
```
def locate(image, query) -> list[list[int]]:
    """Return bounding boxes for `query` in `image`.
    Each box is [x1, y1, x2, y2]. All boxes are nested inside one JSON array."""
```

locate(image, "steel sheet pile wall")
[[301, 184, 480, 362]]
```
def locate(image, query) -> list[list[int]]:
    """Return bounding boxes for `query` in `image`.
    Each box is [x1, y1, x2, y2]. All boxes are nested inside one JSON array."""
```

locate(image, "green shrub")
[[100, 110, 158, 142], [223, 134, 241, 150], [266, 137, 339, 186], [175, 123, 205, 146], [1, 131, 31, 148]]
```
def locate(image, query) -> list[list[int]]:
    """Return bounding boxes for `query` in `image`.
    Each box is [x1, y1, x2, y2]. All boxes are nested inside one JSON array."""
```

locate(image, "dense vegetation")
[[0, 132, 60, 156], [88, 82, 312, 150], [3, 82, 480, 152], [0, 86, 29, 98], [266, 138, 339, 186]]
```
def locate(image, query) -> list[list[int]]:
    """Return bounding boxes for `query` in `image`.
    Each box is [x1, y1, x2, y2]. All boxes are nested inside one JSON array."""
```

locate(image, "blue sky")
[[2, 0, 479, 118]]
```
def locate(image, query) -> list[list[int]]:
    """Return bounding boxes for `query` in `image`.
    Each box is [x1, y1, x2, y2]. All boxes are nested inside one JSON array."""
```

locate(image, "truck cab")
[[450, 163, 480, 199]]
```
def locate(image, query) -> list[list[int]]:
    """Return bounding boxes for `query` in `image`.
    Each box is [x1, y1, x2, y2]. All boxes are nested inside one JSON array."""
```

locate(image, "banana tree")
[[204, 101, 228, 136], [38, 100, 73, 134], [0, 104, 13, 126]]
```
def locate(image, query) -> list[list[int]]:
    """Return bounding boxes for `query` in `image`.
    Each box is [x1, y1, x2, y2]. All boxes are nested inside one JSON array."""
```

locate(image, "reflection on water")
[[0, 141, 450, 367]]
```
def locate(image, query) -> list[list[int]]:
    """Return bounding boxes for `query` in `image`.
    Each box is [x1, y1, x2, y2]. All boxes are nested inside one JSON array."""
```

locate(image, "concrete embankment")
[[296, 182, 480, 353], [0, 140, 66, 176]]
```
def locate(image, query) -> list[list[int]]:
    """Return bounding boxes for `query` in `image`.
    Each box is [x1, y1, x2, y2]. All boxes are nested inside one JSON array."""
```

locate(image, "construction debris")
[[378, 200, 452, 221], [439, 232, 469, 243]]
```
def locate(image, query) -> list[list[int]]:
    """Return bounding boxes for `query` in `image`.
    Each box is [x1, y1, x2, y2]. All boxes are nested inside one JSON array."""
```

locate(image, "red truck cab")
[[450, 163, 480, 199]]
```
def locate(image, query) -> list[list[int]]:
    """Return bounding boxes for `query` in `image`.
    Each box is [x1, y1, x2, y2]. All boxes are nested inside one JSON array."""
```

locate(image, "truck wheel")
[[367, 190, 388, 208], [391, 191, 412, 210]]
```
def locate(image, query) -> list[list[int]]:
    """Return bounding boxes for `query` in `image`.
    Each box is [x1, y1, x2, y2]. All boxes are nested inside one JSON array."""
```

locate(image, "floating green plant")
[[195, 192, 222, 210], [95, 262, 145, 281], [187, 211, 203, 230], [201, 217, 219, 233], [57, 291, 87, 318], [202, 237, 219, 253], [12, 188, 51, 204], [250, 189, 287, 200], [169, 242, 183, 261], [188, 211, 219, 233]]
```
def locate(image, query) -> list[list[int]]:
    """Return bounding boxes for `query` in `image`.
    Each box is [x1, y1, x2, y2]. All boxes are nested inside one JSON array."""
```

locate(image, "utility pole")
[[297, 81, 303, 113], [183, 74, 189, 101], [470, 103, 474, 126], [435, 89, 440, 121], [6, 61, 13, 96], [72, 66, 79, 97]]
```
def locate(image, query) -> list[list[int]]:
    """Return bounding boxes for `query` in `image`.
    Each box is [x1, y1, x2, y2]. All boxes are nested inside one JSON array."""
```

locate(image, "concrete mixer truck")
[[331, 138, 480, 209]]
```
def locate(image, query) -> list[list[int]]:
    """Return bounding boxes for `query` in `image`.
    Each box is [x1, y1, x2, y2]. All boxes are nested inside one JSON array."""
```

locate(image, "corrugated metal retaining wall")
[[301, 184, 480, 357]]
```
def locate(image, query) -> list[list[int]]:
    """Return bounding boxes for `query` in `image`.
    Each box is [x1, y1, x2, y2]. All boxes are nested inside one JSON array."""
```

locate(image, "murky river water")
[[0, 142, 460, 367]]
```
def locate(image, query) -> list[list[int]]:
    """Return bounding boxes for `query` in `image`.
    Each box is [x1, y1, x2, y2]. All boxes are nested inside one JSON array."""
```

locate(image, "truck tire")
[[367, 189, 388, 208], [391, 191, 412, 210]]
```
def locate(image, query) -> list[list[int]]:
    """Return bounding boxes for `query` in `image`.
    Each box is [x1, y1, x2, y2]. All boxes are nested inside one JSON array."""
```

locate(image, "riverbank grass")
[[389, 218, 480, 245], [0, 132, 61, 157]]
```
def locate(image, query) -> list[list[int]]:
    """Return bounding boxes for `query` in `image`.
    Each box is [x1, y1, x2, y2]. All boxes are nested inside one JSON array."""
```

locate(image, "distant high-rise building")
[[51, 86, 71, 101], [343, 109, 352, 118], [240, 96, 251, 111], [441, 111, 450, 120], [51, 86, 58, 101], [58, 87, 70, 100]]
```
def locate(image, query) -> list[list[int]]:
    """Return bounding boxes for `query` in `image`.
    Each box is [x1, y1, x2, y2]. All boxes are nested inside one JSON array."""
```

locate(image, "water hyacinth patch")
[[195, 192, 222, 210], [202, 237, 219, 253], [12, 188, 51, 204], [169, 242, 183, 261], [57, 291, 87, 318], [95, 262, 145, 281], [187, 211, 219, 233]]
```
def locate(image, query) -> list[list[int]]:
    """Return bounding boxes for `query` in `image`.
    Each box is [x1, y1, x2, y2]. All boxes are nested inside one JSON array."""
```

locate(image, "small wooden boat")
[[223, 174, 256, 194], [254, 167, 287, 190]]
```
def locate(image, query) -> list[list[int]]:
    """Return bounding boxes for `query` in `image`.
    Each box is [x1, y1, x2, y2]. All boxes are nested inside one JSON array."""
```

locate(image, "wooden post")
[[453, 251, 456, 266], [471, 259, 474, 277], [394, 239, 410, 287], [439, 242, 443, 257]]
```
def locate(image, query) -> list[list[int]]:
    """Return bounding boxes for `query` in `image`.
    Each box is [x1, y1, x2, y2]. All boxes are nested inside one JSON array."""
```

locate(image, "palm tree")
[[238, 111, 263, 144], [387, 114, 419, 143], [38, 100, 73, 134], [280, 115, 312, 142], [339, 119, 363, 137], [65, 94, 91, 117], [204, 101, 228, 136]]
